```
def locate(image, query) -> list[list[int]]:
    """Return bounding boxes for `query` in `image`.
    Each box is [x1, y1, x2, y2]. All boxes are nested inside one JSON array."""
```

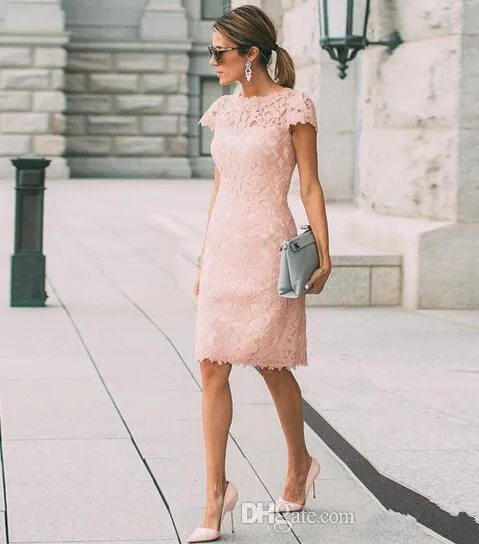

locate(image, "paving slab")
[[135, 419, 205, 459], [116, 389, 203, 427], [0, 377, 128, 440], [0, 179, 461, 543], [420, 309, 479, 330], [7, 481, 175, 542], [37, 542, 178, 544], [171, 505, 298, 544], [3, 438, 150, 483], [0, 305, 90, 360], [298, 306, 479, 520], [0, 355, 97, 380], [290, 510, 449, 544], [147, 444, 262, 508], [377, 449, 479, 519]]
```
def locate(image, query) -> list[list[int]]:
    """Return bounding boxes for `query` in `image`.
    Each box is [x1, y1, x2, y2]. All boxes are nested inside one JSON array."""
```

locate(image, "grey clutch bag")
[[278, 225, 320, 298]]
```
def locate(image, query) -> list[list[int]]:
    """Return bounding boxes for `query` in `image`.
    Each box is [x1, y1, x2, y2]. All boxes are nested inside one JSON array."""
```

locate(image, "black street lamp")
[[10, 155, 50, 307], [318, 0, 402, 79]]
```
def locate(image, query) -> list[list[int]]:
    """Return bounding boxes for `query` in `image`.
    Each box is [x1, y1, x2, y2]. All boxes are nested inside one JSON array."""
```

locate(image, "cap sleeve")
[[287, 91, 318, 132], [198, 94, 227, 132]]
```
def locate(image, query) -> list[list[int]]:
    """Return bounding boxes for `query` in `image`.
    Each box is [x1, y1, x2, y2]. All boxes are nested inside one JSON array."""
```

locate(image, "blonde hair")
[[213, 4, 296, 89]]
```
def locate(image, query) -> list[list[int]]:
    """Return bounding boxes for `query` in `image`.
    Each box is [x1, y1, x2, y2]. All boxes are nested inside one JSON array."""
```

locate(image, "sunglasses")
[[208, 45, 241, 64]]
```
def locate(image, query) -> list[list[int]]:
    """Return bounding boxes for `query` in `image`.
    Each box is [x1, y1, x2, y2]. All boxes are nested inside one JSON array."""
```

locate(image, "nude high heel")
[[187, 481, 239, 543], [273, 457, 320, 513]]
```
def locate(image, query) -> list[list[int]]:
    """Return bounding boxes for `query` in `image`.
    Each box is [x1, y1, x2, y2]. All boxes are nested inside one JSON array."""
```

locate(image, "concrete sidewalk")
[[0, 178, 472, 543], [149, 180, 479, 528]]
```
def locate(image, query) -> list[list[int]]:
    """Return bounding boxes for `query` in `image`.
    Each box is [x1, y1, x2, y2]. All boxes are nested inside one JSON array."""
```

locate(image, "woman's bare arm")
[[291, 122, 332, 294]]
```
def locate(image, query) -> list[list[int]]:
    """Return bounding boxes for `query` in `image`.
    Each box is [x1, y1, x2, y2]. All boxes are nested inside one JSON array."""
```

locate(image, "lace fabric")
[[199, 87, 317, 133], [195, 88, 317, 370]]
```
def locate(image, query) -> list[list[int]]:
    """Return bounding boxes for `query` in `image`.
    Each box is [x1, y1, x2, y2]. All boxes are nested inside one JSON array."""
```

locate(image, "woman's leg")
[[200, 359, 233, 528], [258, 367, 313, 505]]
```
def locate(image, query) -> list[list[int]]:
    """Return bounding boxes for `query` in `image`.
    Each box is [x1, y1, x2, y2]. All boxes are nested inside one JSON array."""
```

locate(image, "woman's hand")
[[305, 260, 332, 295]]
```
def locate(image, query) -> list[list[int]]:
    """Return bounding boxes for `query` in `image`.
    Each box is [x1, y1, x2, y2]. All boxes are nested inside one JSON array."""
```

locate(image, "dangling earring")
[[245, 59, 252, 82]]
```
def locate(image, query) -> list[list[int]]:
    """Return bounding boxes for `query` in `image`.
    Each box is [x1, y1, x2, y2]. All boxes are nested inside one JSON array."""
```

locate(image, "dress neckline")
[[236, 87, 293, 102]]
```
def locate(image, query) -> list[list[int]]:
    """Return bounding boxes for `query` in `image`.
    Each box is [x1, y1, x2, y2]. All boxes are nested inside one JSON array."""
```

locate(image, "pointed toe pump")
[[187, 481, 239, 543], [274, 457, 320, 513]]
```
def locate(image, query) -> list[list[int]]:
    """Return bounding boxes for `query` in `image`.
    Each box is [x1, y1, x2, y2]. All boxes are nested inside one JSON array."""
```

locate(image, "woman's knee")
[[200, 359, 231, 389]]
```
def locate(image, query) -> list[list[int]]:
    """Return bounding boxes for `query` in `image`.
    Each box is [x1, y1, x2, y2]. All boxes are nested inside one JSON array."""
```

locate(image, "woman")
[[188, 5, 331, 542]]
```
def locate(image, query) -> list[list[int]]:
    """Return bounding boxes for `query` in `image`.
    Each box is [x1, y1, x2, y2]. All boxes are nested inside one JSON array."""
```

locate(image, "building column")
[[140, 0, 188, 41], [0, 0, 8, 31], [230, 0, 261, 7], [0, 0, 69, 179], [4, 0, 64, 33]]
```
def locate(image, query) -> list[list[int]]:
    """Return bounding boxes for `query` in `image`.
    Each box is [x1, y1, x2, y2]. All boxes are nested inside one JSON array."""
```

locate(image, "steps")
[[149, 201, 403, 307]]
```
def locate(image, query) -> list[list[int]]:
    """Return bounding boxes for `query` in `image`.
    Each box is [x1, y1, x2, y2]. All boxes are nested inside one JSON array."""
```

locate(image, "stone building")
[[0, 0, 233, 179], [277, 0, 479, 309], [0, 0, 478, 308]]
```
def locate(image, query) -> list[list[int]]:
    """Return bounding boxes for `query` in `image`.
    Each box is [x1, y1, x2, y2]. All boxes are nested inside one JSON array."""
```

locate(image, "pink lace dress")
[[195, 87, 318, 370]]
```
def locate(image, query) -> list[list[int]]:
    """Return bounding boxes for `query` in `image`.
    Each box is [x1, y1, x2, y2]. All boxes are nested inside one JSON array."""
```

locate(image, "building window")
[[201, 0, 229, 20], [200, 77, 224, 156]]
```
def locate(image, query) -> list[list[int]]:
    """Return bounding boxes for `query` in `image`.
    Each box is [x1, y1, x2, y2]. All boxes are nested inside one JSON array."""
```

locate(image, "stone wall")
[[64, 44, 190, 178], [62, 0, 191, 178], [458, 0, 479, 222], [0, 0, 7, 31], [350, 0, 479, 308], [358, 0, 462, 221], [0, 0, 69, 179]]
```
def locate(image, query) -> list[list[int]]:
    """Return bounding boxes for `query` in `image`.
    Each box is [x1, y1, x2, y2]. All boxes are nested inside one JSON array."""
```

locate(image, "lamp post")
[[318, 0, 402, 79], [10, 155, 50, 307]]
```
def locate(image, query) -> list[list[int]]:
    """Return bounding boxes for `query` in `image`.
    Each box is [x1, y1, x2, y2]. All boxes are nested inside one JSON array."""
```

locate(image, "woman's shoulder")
[[288, 87, 315, 106], [285, 88, 318, 131], [269, 87, 317, 115]]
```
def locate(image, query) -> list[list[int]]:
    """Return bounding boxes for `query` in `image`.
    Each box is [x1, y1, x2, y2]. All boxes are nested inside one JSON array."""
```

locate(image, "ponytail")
[[214, 5, 296, 89], [274, 46, 295, 89]]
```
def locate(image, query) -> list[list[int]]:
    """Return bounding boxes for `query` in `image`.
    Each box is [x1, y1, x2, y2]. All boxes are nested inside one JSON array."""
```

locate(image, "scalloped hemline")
[[196, 356, 308, 371]]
